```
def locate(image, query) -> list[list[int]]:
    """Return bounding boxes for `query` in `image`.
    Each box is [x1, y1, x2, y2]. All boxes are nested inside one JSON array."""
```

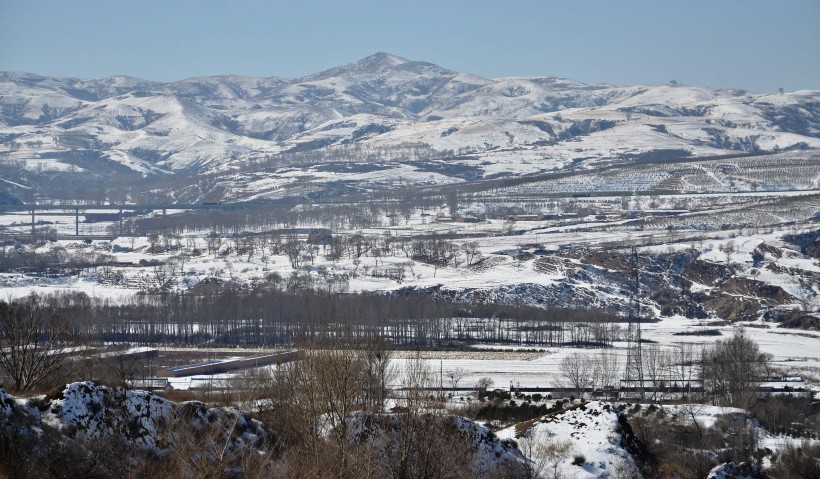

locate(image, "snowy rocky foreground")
[[0, 384, 650, 477], [0, 382, 529, 476], [2, 383, 814, 477], [0, 381, 270, 454]]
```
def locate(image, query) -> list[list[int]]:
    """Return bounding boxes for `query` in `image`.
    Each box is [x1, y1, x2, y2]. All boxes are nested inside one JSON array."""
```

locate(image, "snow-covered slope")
[[1, 53, 817, 202], [498, 401, 644, 478]]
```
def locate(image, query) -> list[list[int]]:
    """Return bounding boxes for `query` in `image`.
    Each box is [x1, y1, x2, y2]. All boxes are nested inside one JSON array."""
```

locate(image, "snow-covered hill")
[[1, 53, 817, 202], [498, 401, 643, 478]]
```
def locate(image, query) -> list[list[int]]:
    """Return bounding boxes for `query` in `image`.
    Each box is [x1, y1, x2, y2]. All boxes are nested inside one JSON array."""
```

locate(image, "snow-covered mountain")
[[0, 53, 818, 202]]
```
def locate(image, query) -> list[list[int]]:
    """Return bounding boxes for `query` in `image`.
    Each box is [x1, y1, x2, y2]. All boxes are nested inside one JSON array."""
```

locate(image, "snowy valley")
[[0, 53, 819, 478]]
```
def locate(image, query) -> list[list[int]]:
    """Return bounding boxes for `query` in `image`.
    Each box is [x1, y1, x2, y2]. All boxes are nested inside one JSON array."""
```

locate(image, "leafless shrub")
[[0, 294, 75, 393]]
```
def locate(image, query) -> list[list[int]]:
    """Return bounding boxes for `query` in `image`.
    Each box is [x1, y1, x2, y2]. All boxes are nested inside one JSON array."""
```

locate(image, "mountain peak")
[[302, 52, 411, 81], [355, 52, 409, 69]]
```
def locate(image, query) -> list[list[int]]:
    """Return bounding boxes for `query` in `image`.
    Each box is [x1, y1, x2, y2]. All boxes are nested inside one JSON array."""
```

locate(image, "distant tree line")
[[3, 287, 614, 349]]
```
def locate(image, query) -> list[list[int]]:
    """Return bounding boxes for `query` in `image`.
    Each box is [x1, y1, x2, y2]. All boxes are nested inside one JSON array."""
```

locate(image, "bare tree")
[[378, 351, 486, 479], [105, 348, 147, 387], [152, 264, 175, 291], [147, 232, 160, 254], [284, 234, 303, 269], [475, 376, 494, 393], [273, 342, 366, 474], [360, 339, 396, 412], [446, 366, 467, 395], [701, 330, 769, 408], [643, 344, 670, 403], [518, 433, 572, 479], [670, 343, 698, 397], [403, 350, 435, 411], [559, 352, 592, 399], [446, 190, 459, 217], [679, 402, 706, 441], [0, 295, 73, 392], [592, 348, 621, 396], [206, 231, 222, 255], [463, 241, 482, 266]]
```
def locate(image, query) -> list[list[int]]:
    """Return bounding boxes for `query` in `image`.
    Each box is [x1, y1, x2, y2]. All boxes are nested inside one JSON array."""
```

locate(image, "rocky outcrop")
[[0, 382, 272, 455]]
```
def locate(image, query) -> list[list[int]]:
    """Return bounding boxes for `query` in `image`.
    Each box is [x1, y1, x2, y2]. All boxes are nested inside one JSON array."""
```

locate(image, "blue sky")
[[1, 0, 818, 92]]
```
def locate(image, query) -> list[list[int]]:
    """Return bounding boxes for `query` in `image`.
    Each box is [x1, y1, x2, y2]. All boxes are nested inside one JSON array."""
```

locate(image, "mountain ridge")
[[0, 52, 818, 203]]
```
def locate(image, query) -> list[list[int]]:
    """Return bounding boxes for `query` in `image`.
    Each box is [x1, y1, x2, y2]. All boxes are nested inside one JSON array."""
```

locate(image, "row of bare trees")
[[0, 287, 614, 348], [0, 292, 618, 396], [559, 349, 622, 398], [559, 343, 700, 401], [559, 331, 769, 409]]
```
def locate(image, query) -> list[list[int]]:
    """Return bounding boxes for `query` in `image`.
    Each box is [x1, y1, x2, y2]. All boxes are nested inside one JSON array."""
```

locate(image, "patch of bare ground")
[[682, 259, 728, 286], [765, 262, 820, 283], [533, 256, 579, 275], [467, 255, 507, 272], [756, 242, 783, 258], [700, 277, 795, 322], [581, 250, 631, 271]]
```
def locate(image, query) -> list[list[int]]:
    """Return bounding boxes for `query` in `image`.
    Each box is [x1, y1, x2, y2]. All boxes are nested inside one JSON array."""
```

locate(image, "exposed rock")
[[707, 461, 770, 479], [339, 411, 528, 477], [1, 382, 272, 455]]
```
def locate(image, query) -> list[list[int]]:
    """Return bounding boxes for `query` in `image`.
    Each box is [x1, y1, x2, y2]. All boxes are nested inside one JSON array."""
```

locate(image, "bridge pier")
[[75, 207, 79, 236], [31, 210, 35, 234]]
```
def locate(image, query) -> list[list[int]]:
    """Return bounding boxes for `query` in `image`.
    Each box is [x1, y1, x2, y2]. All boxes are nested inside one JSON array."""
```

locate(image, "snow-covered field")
[[387, 320, 820, 390]]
